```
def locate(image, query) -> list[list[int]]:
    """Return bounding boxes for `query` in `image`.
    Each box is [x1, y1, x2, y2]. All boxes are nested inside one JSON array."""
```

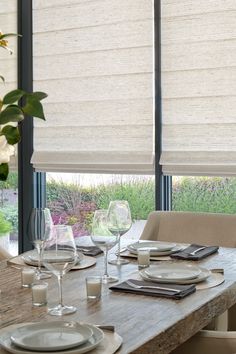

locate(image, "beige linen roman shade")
[[31, 0, 154, 174], [160, 0, 236, 176], [0, 0, 18, 171]]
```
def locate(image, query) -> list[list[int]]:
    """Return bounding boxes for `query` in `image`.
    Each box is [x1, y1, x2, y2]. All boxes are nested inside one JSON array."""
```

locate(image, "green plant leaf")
[[30, 91, 48, 101], [23, 96, 45, 120], [3, 89, 25, 104], [0, 105, 24, 124], [0, 75, 5, 83], [0, 33, 21, 39], [3, 90, 26, 104], [0, 163, 9, 181], [1, 125, 20, 145]]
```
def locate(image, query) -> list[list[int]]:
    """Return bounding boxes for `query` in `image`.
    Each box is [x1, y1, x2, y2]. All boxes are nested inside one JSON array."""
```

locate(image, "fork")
[[126, 280, 181, 293], [189, 246, 207, 255]]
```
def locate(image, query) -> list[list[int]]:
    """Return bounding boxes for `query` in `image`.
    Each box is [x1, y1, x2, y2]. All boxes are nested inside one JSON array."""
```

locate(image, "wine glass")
[[91, 210, 118, 283], [107, 200, 132, 265], [42, 225, 78, 316], [28, 208, 53, 279]]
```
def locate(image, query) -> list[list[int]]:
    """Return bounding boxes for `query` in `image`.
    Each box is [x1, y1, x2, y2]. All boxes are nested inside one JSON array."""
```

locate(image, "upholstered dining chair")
[[171, 330, 236, 354], [0, 246, 12, 261], [140, 211, 236, 247], [140, 211, 236, 333]]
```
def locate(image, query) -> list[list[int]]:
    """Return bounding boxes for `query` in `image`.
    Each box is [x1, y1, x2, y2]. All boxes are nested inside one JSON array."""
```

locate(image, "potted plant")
[[0, 31, 47, 181]]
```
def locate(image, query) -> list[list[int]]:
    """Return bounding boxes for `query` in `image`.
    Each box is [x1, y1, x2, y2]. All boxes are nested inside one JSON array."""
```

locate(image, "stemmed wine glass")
[[28, 208, 53, 279], [42, 224, 77, 316], [91, 210, 118, 283], [107, 200, 132, 265]]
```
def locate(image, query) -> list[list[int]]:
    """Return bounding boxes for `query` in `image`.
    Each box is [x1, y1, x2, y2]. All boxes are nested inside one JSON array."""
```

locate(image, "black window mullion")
[[17, 0, 34, 253]]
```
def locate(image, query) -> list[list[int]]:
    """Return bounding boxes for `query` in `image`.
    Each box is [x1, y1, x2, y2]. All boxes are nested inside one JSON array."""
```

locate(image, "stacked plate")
[[21, 250, 83, 267], [140, 263, 211, 284], [0, 321, 104, 354], [127, 241, 184, 256]]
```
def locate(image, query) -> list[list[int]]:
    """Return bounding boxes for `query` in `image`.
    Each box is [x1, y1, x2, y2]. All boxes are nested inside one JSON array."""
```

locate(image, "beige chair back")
[[0, 246, 12, 261], [140, 211, 236, 247]]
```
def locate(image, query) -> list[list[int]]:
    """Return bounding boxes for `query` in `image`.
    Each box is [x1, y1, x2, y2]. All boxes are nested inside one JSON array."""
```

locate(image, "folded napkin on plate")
[[170, 243, 219, 260], [76, 245, 103, 256], [109, 279, 196, 300]]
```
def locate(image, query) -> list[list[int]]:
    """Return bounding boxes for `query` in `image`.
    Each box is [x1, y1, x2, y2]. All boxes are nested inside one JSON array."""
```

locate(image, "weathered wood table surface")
[[1, 241, 236, 354]]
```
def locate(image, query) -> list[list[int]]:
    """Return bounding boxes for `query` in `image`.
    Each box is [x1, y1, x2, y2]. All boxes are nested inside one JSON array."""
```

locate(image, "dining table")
[[1, 238, 236, 354]]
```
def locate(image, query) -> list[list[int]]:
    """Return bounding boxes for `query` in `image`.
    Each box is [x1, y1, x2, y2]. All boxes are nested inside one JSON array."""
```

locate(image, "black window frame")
[[17, 0, 171, 252]]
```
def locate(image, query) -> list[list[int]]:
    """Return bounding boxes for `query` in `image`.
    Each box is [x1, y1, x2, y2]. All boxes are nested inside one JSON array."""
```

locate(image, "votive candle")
[[21, 268, 35, 288], [32, 282, 48, 306], [86, 276, 102, 299], [137, 248, 150, 269]]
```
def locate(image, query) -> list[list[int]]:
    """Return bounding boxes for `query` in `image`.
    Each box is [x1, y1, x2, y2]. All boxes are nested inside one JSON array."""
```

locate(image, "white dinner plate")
[[22, 251, 82, 267], [10, 322, 93, 351], [127, 243, 186, 256], [140, 266, 211, 284], [29, 250, 74, 263], [0, 323, 104, 354], [145, 263, 201, 281], [127, 241, 177, 254]]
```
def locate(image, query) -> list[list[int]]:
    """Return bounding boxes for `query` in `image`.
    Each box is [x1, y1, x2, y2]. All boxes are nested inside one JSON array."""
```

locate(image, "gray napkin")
[[170, 243, 219, 260], [76, 246, 103, 256], [110, 279, 196, 299]]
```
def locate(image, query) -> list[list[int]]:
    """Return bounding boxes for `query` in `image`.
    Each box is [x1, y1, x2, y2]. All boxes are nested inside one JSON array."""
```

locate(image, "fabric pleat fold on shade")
[[160, 0, 236, 176], [31, 0, 154, 174], [0, 1, 18, 172]]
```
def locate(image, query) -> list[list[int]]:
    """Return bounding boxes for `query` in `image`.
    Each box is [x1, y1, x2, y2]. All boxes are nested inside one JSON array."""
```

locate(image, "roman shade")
[[160, 0, 236, 176], [31, 0, 154, 174], [0, 0, 18, 171]]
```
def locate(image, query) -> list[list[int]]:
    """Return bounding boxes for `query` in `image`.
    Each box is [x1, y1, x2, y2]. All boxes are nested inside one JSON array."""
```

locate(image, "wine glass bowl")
[[91, 210, 118, 283], [28, 208, 53, 279], [107, 200, 132, 266], [42, 225, 77, 316]]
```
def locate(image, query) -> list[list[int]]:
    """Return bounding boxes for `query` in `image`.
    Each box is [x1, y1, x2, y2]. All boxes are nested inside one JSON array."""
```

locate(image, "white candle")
[[138, 248, 150, 268], [32, 283, 48, 306], [86, 277, 102, 299], [21, 268, 35, 288]]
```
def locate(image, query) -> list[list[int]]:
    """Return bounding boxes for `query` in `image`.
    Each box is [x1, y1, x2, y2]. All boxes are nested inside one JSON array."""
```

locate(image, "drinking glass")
[[42, 225, 78, 316], [91, 210, 118, 283], [28, 208, 53, 279], [107, 200, 132, 265]]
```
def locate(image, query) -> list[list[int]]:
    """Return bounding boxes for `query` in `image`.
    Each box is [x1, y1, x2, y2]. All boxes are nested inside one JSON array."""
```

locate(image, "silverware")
[[96, 325, 115, 332], [76, 247, 91, 252], [126, 280, 181, 293], [210, 268, 224, 274], [189, 246, 207, 255], [67, 321, 115, 332], [115, 247, 127, 255]]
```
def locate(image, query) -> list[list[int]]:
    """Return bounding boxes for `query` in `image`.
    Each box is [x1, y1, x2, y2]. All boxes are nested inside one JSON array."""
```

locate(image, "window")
[[46, 173, 155, 239]]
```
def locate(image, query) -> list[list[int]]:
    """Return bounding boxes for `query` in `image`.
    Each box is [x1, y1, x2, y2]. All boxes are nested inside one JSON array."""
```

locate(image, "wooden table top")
[[1, 241, 236, 354]]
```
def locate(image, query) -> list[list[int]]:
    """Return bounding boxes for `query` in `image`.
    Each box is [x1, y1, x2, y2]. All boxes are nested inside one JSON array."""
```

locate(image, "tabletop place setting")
[[1, 201, 227, 354]]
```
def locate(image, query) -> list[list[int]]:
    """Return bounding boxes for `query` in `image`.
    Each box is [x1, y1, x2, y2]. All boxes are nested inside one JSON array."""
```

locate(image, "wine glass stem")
[[116, 234, 121, 262], [57, 275, 64, 307], [36, 243, 43, 273], [104, 248, 108, 277]]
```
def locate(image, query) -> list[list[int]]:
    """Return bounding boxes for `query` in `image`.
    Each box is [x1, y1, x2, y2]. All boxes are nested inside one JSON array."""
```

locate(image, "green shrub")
[[0, 205, 18, 232], [172, 177, 236, 214], [94, 177, 155, 220], [0, 172, 18, 190], [0, 211, 12, 235]]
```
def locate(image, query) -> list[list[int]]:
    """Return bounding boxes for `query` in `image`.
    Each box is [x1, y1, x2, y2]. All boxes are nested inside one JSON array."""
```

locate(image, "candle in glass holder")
[[32, 282, 48, 306], [21, 268, 35, 288], [86, 276, 102, 299], [137, 248, 150, 269]]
